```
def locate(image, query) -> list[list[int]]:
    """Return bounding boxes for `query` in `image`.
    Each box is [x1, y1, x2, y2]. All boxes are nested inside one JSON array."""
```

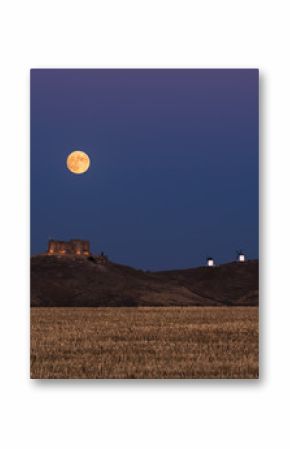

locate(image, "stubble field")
[[31, 307, 259, 379]]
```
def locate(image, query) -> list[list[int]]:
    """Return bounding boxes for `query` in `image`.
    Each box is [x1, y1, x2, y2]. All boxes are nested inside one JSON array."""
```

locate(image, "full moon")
[[66, 150, 90, 174]]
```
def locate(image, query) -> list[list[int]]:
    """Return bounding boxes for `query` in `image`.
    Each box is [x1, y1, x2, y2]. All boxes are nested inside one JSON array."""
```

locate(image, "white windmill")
[[206, 256, 215, 267], [237, 249, 246, 262]]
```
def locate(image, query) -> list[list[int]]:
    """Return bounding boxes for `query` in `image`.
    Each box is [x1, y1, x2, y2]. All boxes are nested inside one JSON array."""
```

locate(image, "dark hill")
[[31, 255, 258, 307]]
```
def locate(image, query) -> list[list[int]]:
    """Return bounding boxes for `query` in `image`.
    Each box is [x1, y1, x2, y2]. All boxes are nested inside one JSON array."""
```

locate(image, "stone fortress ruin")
[[48, 239, 90, 256], [47, 239, 108, 264]]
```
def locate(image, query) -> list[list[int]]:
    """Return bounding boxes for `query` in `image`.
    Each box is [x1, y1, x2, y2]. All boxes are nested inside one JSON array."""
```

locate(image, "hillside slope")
[[31, 255, 258, 307]]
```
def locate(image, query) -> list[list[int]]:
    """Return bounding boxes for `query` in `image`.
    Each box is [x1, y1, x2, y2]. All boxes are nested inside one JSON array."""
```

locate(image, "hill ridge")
[[31, 256, 258, 307]]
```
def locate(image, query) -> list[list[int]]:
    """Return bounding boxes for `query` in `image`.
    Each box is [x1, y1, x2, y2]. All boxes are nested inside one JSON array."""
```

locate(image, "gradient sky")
[[31, 69, 258, 270]]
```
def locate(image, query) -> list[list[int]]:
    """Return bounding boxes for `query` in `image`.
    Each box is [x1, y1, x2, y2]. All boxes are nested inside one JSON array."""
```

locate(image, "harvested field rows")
[[31, 307, 259, 379]]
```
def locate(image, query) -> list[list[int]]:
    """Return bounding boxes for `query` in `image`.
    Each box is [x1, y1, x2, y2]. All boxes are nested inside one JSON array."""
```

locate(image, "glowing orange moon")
[[66, 150, 90, 174]]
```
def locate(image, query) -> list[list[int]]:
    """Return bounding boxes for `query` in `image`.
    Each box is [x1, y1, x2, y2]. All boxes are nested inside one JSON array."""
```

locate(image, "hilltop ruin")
[[47, 239, 109, 265], [48, 239, 90, 256]]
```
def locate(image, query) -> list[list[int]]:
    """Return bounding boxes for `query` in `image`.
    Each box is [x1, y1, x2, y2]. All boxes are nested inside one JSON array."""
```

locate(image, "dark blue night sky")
[[31, 69, 258, 270]]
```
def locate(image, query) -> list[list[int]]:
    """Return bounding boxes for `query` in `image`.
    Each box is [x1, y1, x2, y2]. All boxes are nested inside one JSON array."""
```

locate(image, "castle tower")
[[48, 239, 56, 254], [70, 239, 90, 256]]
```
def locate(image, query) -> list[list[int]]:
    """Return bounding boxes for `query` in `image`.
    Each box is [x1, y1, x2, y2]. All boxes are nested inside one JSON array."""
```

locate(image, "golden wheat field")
[[31, 307, 259, 379]]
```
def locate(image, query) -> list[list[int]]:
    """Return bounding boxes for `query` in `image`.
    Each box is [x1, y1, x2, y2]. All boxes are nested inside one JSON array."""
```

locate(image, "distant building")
[[48, 239, 90, 256], [207, 257, 215, 267], [237, 250, 246, 262]]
